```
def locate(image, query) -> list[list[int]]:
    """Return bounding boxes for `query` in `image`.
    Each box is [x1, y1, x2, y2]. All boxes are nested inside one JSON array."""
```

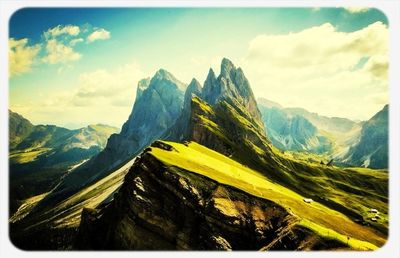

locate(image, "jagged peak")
[[153, 68, 181, 84], [184, 78, 202, 106], [149, 68, 187, 91], [206, 68, 216, 81], [220, 57, 236, 78], [155, 68, 173, 78], [188, 78, 202, 89], [137, 77, 150, 91]]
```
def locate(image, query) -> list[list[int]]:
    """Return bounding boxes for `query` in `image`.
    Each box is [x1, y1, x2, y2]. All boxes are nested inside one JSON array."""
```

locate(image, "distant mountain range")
[[9, 110, 118, 213], [257, 98, 388, 169], [9, 58, 388, 251]]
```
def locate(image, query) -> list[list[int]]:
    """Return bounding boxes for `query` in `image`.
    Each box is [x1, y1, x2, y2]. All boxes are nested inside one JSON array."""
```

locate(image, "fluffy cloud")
[[9, 38, 41, 77], [70, 38, 84, 46], [87, 28, 111, 42], [241, 21, 388, 120], [72, 62, 145, 106], [345, 7, 370, 13], [13, 62, 148, 128], [10, 24, 111, 72], [42, 39, 82, 64], [44, 25, 80, 39]]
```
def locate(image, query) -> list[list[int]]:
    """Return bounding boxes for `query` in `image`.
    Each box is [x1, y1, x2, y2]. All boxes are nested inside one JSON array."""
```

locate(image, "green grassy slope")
[[189, 96, 388, 239], [151, 141, 386, 250]]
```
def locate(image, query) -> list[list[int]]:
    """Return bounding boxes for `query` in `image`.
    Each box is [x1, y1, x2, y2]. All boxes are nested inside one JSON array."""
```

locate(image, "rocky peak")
[[220, 57, 236, 78], [184, 78, 202, 107], [202, 68, 218, 104], [121, 70, 186, 136], [136, 78, 150, 100], [151, 68, 187, 92], [201, 58, 264, 129]]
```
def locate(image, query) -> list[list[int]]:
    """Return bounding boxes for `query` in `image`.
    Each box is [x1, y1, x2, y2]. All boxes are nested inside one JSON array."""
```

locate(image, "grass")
[[9, 148, 51, 164], [150, 141, 386, 250]]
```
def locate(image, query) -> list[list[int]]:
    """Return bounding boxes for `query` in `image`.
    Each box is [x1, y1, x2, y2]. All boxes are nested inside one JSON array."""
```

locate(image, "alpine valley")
[[9, 58, 388, 251]]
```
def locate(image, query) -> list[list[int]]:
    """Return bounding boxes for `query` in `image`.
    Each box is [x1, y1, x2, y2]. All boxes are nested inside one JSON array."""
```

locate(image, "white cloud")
[[241, 21, 388, 120], [9, 38, 41, 77], [14, 61, 148, 128], [345, 7, 370, 13], [42, 39, 82, 64], [87, 28, 111, 42], [70, 38, 84, 46], [72, 62, 145, 106], [44, 25, 80, 39]]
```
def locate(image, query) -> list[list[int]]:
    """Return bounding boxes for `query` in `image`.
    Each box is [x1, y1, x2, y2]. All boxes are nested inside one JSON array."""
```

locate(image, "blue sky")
[[9, 8, 389, 128]]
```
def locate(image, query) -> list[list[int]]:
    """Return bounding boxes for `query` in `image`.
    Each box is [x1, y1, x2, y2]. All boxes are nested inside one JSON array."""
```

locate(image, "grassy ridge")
[[191, 96, 388, 239], [151, 141, 386, 250]]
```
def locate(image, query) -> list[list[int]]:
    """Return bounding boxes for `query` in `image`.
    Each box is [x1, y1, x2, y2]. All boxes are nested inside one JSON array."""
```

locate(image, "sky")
[[9, 7, 389, 129]]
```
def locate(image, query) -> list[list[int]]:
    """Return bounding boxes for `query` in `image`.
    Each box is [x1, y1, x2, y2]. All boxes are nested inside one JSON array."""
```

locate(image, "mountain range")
[[257, 98, 388, 169], [9, 110, 118, 213], [9, 58, 388, 251]]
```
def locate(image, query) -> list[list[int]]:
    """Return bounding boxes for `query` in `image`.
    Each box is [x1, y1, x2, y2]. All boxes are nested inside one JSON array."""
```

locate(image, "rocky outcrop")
[[75, 142, 346, 250]]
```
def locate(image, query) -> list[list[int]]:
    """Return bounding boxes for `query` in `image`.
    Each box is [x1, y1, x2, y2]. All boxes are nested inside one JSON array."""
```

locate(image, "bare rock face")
[[75, 143, 346, 250], [51, 69, 187, 198]]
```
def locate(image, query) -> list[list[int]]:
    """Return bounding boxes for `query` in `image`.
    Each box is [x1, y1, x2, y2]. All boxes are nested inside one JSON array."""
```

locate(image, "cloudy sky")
[[9, 8, 388, 129]]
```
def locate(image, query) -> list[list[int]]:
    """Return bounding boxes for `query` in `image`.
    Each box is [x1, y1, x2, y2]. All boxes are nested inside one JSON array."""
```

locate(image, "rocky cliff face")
[[76, 142, 346, 250], [165, 78, 202, 141]]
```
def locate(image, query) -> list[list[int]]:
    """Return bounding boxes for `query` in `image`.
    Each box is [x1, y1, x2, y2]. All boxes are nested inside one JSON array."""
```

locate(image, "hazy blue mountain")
[[257, 98, 364, 157], [283, 107, 358, 135], [52, 69, 187, 198], [342, 105, 388, 168], [257, 98, 283, 109], [258, 105, 332, 153]]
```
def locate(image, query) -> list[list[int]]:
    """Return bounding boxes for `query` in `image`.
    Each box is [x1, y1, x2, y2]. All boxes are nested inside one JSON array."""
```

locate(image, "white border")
[[0, 1, 399, 258]]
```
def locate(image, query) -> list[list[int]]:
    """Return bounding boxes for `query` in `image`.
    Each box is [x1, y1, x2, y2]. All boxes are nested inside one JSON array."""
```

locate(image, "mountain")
[[9, 110, 119, 213], [342, 105, 388, 168], [9, 110, 34, 149], [50, 69, 187, 199], [258, 104, 332, 154], [202, 58, 264, 129], [283, 107, 358, 134], [257, 98, 363, 159], [9, 58, 388, 251], [257, 98, 283, 109], [165, 78, 202, 141], [74, 141, 385, 250], [75, 141, 351, 250]]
